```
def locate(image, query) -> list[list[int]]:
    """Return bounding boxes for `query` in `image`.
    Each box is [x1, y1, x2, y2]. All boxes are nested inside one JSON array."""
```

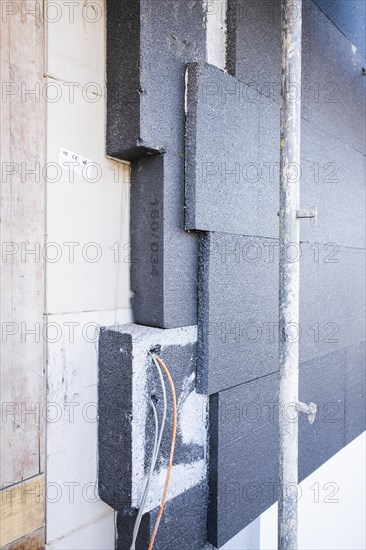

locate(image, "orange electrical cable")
[[148, 354, 177, 550]]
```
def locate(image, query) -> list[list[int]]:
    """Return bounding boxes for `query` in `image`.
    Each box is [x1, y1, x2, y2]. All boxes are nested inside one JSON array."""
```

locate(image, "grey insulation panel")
[[106, 0, 206, 160], [185, 62, 278, 238], [261, 99, 366, 250], [131, 154, 198, 328], [345, 341, 366, 444], [298, 349, 346, 481], [209, 346, 365, 546], [312, 0, 366, 57], [298, 246, 366, 365], [197, 233, 279, 394], [208, 373, 279, 548], [98, 329, 134, 509], [227, 0, 366, 155], [116, 484, 207, 550], [198, 232, 365, 394], [98, 324, 207, 513], [185, 61, 365, 248]]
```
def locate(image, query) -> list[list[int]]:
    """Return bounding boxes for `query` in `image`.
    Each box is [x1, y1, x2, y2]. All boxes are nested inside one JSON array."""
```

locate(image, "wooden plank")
[[1, 528, 44, 550], [0, 475, 45, 547], [0, 2, 46, 485]]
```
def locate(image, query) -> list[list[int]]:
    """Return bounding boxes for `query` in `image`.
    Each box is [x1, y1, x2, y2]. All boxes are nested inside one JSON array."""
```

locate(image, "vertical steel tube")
[[278, 1, 302, 549]]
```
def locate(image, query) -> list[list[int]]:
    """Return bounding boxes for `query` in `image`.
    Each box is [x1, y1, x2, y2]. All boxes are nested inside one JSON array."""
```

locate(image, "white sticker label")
[[58, 148, 92, 173], [58, 148, 103, 183]]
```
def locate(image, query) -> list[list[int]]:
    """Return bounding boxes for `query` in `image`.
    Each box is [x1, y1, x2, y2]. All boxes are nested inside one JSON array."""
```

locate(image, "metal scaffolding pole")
[[278, 1, 317, 548]]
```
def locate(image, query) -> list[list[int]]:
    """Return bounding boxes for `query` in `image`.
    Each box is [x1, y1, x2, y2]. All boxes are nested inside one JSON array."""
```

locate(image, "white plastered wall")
[[45, 1, 130, 547]]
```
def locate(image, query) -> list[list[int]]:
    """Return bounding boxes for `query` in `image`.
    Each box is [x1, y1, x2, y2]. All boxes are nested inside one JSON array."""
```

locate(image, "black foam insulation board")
[[197, 233, 279, 394], [345, 340, 366, 444], [260, 97, 366, 250], [116, 483, 208, 550], [312, 0, 366, 57], [198, 232, 365, 395], [185, 62, 365, 248], [98, 324, 208, 514], [106, 0, 206, 161], [107, 0, 208, 328], [130, 154, 198, 328], [226, 0, 366, 155], [98, 329, 133, 510], [208, 372, 279, 547], [185, 62, 277, 238], [298, 349, 346, 481], [208, 344, 365, 546]]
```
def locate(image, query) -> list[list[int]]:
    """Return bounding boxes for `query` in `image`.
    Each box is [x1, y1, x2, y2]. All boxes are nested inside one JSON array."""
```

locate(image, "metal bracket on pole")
[[295, 401, 317, 424], [296, 206, 318, 228]]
